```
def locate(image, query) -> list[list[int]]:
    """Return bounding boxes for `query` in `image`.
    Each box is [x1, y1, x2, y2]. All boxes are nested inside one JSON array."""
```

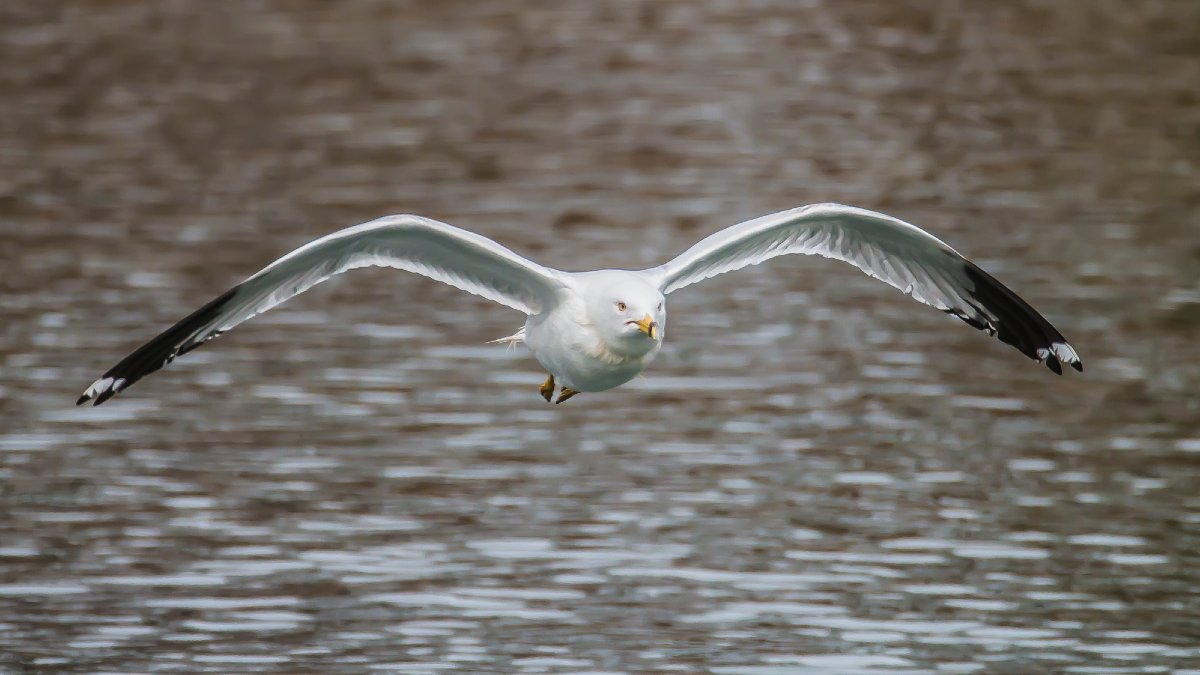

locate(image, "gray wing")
[[78, 214, 569, 405], [641, 203, 1081, 374]]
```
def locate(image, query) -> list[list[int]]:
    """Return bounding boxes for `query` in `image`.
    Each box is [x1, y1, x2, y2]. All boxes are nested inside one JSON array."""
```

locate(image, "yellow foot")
[[540, 374, 555, 402], [555, 387, 580, 404]]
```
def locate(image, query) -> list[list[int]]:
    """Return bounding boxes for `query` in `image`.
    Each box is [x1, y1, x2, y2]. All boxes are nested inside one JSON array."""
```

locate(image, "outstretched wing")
[[641, 203, 1081, 374], [78, 214, 568, 405]]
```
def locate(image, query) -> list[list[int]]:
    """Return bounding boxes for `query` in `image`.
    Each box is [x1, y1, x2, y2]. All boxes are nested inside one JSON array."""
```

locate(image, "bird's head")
[[584, 273, 665, 357]]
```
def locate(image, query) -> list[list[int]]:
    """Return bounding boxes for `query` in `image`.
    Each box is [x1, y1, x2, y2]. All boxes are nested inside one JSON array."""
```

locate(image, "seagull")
[[77, 203, 1081, 406]]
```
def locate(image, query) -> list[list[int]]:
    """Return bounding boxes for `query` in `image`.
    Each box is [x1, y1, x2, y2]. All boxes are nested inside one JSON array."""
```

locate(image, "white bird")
[[77, 203, 1081, 406]]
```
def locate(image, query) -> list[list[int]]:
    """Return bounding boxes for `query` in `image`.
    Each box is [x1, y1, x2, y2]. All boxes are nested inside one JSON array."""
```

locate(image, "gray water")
[[2, 1, 1200, 673]]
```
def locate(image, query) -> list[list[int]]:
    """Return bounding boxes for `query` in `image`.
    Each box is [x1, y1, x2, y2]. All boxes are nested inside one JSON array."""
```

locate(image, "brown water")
[[3, 1, 1200, 673]]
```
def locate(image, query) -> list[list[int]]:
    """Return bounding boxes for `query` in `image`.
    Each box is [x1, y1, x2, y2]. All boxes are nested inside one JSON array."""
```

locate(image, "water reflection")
[[3, 0, 1200, 673]]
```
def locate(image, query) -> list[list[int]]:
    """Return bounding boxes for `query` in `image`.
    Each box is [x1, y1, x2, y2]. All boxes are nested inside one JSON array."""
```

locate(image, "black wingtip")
[[957, 262, 1082, 375], [76, 285, 241, 407]]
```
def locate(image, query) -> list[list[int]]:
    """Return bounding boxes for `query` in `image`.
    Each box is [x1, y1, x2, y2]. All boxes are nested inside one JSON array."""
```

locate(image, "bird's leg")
[[539, 374, 555, 402], [555, 387, 580, 404]]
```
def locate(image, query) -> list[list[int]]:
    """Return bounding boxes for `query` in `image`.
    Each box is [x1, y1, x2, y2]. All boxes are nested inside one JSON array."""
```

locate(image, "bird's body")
[[521, 270, 664, 393], [77, 203, 1081, 407]]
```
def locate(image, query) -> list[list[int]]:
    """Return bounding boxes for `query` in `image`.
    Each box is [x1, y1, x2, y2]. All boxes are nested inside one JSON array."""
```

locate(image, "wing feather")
[[642, 203, 1081, 374], [78, 214, 567, 405]]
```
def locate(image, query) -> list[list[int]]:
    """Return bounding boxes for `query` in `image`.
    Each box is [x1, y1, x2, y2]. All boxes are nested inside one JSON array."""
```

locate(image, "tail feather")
[[487, 327, 525, 349]]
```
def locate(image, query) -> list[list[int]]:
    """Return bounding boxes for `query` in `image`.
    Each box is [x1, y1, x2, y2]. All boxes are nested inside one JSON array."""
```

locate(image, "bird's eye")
[[657, 302, 662, 312], [616, 301, 627, 312]]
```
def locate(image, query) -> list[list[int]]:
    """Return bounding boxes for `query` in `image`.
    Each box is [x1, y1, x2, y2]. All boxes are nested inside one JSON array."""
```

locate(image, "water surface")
[[2, 1, 1199, 672]]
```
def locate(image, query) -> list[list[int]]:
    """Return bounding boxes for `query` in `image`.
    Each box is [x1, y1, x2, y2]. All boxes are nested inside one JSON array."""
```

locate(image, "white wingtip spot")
[[1051, 342, 1080, 364], [88, 377, 114, 397]]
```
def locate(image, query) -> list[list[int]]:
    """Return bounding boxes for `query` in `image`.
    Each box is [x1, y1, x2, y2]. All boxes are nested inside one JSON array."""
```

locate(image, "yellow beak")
[[633, 314, 658, 340]]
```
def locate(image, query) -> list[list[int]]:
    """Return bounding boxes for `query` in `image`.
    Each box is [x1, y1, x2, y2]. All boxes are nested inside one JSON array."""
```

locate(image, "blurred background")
[[2, 1, 1199, 672]]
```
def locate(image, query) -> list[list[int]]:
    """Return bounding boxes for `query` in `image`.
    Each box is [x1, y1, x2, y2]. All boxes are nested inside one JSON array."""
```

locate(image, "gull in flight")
[[78, 203, 1081, 406]]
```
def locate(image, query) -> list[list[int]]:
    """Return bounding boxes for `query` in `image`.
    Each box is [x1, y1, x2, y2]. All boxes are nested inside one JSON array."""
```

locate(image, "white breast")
[[522, 297, 657, 392]]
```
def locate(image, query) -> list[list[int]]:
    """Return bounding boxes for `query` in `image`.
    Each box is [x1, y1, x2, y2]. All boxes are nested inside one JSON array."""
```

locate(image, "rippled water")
[[3, 1, 1200, 673]]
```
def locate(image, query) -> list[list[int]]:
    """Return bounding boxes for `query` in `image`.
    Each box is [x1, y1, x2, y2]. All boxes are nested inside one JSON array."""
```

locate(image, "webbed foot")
[[540, 375, 555, 402], [555, 387, 580, 404]]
